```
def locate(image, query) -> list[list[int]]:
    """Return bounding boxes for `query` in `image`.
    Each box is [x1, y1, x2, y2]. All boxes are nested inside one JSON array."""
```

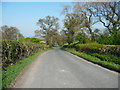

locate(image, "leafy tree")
[[63, 2, 120, 45], [75, 31, 87, 44], [34, 30, 41, 39], [73, 2, 99, 41], [55, 31, 67, 46], [1, 25, 24, 40], [36, 16, 59, 47], [97, 33, 112, 44], [30, 38, 42, 43], [63, 13, 82, 44], [96, 29, 120, 45]]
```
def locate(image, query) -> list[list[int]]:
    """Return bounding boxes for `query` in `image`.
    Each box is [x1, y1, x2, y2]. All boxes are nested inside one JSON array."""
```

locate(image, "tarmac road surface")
[[13, 48, 118, 88]]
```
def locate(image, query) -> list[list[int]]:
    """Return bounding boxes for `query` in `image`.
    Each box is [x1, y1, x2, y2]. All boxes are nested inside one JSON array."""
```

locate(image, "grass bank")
[[62, 48, 120, 72], [2, 49, 50, 89]]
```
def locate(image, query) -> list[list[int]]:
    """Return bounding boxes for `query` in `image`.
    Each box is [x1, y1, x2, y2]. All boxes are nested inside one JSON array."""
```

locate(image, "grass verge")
[[62, 48, 120, 72], [90, 53, 120, 65], [2, 49, 50, 89]]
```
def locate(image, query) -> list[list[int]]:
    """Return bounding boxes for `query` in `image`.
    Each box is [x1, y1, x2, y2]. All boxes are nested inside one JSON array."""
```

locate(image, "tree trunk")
[[88, 27, 95, 42]]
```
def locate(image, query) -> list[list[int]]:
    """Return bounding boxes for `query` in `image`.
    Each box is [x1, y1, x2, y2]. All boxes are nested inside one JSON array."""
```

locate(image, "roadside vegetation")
[[1, 26, 49, 88], [1, 1, 120, 89], [2, 49, 49, 88], [61, 2, 120, 72], [2, 40, 48, 71], [62, 47, 120, 72]]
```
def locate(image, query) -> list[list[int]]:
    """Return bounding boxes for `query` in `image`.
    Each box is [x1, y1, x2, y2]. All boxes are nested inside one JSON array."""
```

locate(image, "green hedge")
[[74, 43, 120, 56], [62, 43, 120, 72], [2, 40, 49, 70], [75, 42, 104, 53]]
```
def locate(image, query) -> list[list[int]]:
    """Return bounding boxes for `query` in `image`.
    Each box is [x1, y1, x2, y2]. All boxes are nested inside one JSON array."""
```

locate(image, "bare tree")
[[92, 2, 120, 34]]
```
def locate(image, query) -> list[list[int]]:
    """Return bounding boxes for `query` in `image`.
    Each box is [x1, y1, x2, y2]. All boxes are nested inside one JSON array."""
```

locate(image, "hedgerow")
[[63, 42, 120, 56], [63, 48, 120, 72], [75, 42, 104, 53], [2, 40, 49, 70], [62, 42, 120, 69]]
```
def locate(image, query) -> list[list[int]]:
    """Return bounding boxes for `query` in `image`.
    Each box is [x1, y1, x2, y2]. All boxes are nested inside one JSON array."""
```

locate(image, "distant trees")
[[35, 16, 60, 47], [55, 31, 67, 46], [1, 25, 24, 40], [3, 2, 119, 46]]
